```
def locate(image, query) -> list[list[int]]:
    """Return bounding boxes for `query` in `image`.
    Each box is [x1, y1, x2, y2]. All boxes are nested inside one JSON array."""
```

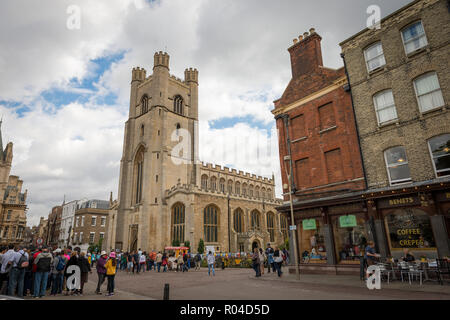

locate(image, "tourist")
[[265, 244, 274, 273], [195, 252, 202, 270], [78, 252, 91, 295], [0, 244, 15, 295], [50, 249, 66, 296], [273, 246, 283, 277], [282, 248, 289, 266], [133, 251, 140, 274], [104, 252, 117, 296], [177, 252, 184, 272], [8, 246, 28, 297], [120, 252, 127, 271], [207, 251, 215, 276], [23, 247, 34, 296], [139, 252, 146, 272], [33, 246, 53, 298], [156, 251, 162, 272], [65, 250, 79, 295], [126, 252, 133, 274], [182, 251, 188, 272], [149, 250, 156, 271], [252, 248, 261, 277], [258, 248, 266, 275], [161, 252, 168, 272], [95, 251, 108, 294], [30, 246, 42, 296]]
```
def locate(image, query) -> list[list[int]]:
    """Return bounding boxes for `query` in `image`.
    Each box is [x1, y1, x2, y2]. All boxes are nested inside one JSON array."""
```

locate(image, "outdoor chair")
[[376, 263, 394, 284], [436, 259, 450, 285], [403, 262, 423, 285]]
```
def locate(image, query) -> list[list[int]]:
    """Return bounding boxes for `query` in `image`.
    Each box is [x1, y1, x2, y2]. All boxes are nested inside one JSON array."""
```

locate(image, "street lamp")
[[283, 154, 300, 280]]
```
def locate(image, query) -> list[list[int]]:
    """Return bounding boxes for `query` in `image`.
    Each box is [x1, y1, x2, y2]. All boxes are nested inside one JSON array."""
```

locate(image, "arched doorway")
[[252, 240, 259, 251]]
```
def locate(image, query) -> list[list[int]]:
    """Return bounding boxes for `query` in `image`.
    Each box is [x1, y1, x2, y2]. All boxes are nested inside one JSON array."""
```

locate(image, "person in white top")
[[207, 252, 215, 276]]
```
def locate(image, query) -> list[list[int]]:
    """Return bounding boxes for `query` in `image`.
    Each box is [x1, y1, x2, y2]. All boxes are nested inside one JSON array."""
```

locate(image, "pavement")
[[21, 267, 450, 300]]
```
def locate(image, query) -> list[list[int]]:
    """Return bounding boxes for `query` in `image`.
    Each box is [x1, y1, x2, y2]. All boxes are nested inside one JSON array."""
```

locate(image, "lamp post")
[[284, 154, 300, 280]]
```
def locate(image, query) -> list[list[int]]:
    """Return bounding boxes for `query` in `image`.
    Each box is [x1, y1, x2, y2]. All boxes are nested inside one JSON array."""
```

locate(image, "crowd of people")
[[0, 243, 290, 299], [0, 244, 118, 298], [251, 244, 289, 278]]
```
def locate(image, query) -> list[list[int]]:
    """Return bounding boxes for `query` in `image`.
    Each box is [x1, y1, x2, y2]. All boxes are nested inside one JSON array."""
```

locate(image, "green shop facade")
[[277, 178, 450, 275]]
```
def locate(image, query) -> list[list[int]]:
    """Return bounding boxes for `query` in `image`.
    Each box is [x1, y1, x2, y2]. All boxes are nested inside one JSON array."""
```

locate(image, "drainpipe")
[[340, 53, 368, 190]]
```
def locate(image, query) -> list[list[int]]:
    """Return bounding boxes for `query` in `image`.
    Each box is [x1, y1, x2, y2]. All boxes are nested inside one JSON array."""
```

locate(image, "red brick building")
[[273, 29, 365, 199], [272, 29, 368, 274]]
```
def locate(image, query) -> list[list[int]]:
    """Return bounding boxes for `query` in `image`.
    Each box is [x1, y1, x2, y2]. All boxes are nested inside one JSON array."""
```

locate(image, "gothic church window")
[[235, 182, 240, 195], [267, 212, 275, 242], [134, 148, 145, 204], [201, 175, 208, 190], [280, 215, 288, 241], [228, 180, 233, 194], [251, 210, 260, 229], [174, 95, 184, 115], [219, 178, 225, 193], [172, 203, 185, 244], [141, 95, 149, 114], [204, 205, 218, 242], [210, 177, 217, 191], [234, 208, 244, 233]]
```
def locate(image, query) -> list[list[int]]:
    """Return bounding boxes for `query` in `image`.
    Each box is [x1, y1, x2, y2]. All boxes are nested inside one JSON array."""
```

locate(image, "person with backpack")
[[195, 252, 202, 270], [33, 246, 53, 298], [104, 252, 117, 296], [50, 249, 66, 296], [8, 246, 29, 298], [0, 244, 15, 295], [273, 246, 283, 277]]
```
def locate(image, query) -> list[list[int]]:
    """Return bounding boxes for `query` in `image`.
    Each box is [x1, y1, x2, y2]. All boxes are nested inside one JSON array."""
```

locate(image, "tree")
[[197, 239, 205, 254], [284, 238, 289, 251], [184, 240, 191, 251], [172, 239, 180, 247], [88, 238, 103, 253]]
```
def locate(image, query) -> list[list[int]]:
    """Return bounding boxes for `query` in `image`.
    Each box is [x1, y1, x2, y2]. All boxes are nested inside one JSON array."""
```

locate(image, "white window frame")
[[91, 216, 97, 226], [384, 147, 412, 185], [75, 217, 79, 227], [100, 217, 106, 227], [99, 232, 105, 240], [373, 89, 398, 125], [89, 232, 95, 244], [413, 72, 445, 113], [427, 134, 450, 178], [79, 232, 83, 243], [401, 20, 428, 55], [364, 42, 386, 73], [81, 216, 85, 227], [74, 233, 78, 243]]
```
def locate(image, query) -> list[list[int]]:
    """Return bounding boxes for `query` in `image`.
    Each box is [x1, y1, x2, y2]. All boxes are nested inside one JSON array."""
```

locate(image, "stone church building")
[[108, 52, 285, 253]]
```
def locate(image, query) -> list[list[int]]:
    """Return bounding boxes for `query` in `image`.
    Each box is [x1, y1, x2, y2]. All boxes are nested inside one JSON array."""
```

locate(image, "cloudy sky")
[[0, 0, 412, 226]]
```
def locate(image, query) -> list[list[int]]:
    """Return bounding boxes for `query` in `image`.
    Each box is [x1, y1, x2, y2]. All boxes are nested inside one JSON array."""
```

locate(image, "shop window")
[[413, 72, 444, 113], [401, 21, 428, 55], [428, 134, 450, 177], [299, 218, 326, 263], [373, 89, 398, 125], [333, 214, 370, 264], [325, 149, 344, 184], [384, 146, 412, 185], [364, 42, 386, 72], [384, 208, 436, 251]]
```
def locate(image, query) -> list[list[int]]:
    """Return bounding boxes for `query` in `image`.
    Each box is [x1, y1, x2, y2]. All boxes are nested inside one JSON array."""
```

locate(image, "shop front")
[[377, 194, 439, 260]]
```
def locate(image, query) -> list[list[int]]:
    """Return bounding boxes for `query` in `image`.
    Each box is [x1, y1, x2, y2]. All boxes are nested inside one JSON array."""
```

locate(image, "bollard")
[[163, 283, 169, 300]]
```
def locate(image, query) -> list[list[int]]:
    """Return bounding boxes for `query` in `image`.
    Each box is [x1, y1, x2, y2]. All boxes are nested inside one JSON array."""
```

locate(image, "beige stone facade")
[[109, 52, 284, 254], [0, 122, 27, 247], [340, 0, 450, 189]]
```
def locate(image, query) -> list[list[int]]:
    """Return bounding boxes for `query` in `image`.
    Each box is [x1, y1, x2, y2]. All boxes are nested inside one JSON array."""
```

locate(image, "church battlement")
[[132, 67, 146, 82], [154, 51, 170, 70], [200, 162, 274, 185], [184, 68, 198, 84]]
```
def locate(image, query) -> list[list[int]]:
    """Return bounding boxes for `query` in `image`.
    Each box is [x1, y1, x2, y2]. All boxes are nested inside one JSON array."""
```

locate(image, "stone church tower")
[[112, 52, 283, 254], [115, 52, 200, 251]]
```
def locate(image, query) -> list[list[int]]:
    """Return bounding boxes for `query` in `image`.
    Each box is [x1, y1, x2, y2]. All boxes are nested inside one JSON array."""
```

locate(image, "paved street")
[[24, 267, 450, 300]]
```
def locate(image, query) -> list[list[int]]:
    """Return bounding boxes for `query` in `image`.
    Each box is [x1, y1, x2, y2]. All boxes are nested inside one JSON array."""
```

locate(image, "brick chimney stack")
[[288, 28, 323, 78]]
